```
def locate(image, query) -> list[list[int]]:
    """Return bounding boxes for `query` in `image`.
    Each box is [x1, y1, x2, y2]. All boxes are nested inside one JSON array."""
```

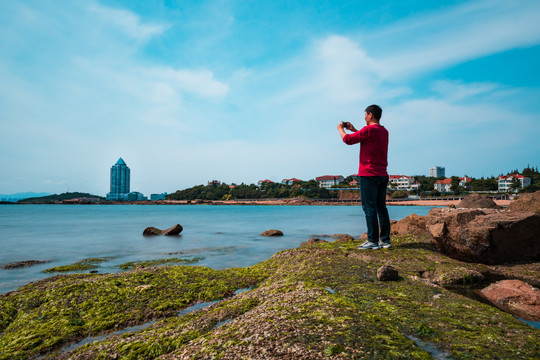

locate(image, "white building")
[[498, 175, 531, 192], [434, 178, 452, 192], [388, 175, 420, 191], [429, 166, 445, 178], [315, 175, 344, 189], [459, 176, 473, 188]]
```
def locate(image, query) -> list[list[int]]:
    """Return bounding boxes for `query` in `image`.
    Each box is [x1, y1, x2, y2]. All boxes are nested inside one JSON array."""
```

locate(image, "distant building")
[[388, 175, 419, 191], [429, 166, 445, 178], [434, 178, 452, 192], [281, 178, 302, 185], [498, 175, 531, 192], [107, 158, 130, 201], [127, 192, 147, 201], [257, 179, 274, 187], [459, 176, 473, 188], [150, 193, 167, 201], [316, 175, 344, 189], [208, 180, 221, 186]]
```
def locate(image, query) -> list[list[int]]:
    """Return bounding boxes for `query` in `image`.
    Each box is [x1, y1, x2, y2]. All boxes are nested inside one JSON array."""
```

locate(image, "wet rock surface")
[[480, 279, 540, 321], [426, 207, 540, 264], [0, 260, 51, 269]]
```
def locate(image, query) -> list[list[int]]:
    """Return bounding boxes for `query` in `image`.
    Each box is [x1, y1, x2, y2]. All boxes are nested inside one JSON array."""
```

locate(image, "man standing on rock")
[[337, 104, 391, 250]]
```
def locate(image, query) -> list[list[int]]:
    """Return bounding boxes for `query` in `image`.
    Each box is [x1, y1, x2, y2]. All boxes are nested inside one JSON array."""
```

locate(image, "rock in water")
[[143, 224, 183, 236], [0, 260, 51, 269], [457, 194, 500, 209], [426, 207, 540, 264], [260, 229, 284, 237], [143, 227, 163, 236], [163, 224, 183, 236], [377, 264, 399, 281], [480, 280, 540, 321]]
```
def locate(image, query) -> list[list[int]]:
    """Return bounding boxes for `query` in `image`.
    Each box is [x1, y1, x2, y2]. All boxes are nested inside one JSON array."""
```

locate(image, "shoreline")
[[6, 199, 513, 206]]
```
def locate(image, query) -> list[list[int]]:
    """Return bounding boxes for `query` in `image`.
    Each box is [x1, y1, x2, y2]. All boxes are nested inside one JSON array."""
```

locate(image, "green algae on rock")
[[1, 234, 539, 359], [42, 257, 116, 273], [117, 257, 204, 270]]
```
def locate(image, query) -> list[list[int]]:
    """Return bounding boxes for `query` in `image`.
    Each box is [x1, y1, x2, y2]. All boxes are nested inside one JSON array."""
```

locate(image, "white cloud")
[[149, 67, 230, 98], [375, 0, 540, 77], [430, 80, 509, 102], [89, 3, 167, 42]]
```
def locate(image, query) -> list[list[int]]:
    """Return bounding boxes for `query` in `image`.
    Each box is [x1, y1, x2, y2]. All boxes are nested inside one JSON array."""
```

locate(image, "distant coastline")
[[35, 198, 509, 206]]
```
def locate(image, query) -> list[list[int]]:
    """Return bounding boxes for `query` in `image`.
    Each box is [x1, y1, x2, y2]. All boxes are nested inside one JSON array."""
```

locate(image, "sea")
[[0, 204, 434, 294]]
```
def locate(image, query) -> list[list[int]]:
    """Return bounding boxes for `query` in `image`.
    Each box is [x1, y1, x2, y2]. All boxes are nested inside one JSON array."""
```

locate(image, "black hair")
[[365, 104, 382, 121]]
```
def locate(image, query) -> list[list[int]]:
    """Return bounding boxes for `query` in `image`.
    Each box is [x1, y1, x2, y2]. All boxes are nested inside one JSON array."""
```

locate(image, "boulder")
[[508, 191, 540, 215], [457, 194, 500, 209], [390, 214, 429, 237], [143, 224, 183, 236], [480, 280, 540, 321], [377, 265, 399, 281], [426, 208, 540, 264], [260, 229, 284, 237]]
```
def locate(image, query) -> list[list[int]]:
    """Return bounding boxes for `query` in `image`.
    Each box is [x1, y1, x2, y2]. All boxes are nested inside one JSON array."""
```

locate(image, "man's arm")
[[337, 122, 359, 139]]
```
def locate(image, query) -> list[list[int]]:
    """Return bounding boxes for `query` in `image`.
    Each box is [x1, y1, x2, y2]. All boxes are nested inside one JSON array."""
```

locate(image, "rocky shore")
[[0, 194, 538, 359]]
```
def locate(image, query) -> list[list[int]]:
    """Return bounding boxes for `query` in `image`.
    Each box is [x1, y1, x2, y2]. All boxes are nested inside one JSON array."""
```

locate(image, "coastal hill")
[[0, 232, 538, 358], [17, 192, 104, 204]]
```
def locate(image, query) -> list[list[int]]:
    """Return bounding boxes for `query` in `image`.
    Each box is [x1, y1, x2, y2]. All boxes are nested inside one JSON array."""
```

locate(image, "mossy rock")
[[0, 234, 539, 359]]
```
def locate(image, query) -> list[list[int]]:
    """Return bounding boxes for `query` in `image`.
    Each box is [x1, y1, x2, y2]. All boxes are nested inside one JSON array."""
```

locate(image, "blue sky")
[[1, 0, 539, 196]]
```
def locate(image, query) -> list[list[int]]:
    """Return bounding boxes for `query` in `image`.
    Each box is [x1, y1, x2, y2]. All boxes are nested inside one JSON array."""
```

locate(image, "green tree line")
[[167, 180, 336, 201]]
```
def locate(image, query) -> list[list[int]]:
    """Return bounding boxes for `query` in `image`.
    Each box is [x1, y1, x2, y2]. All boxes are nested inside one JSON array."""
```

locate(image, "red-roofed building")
[[281, 178, 303, 186], [388, 175, 419, 190], [315, 175, 344, 189], [459, 176, 473, 188], [434, 178, 452, 192], [257, 179, 274, 187], [498, 175, 531, 192]]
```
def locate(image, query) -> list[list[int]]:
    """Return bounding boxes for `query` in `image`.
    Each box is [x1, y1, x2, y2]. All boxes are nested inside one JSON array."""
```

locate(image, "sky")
[[1, 0, 539, 196]]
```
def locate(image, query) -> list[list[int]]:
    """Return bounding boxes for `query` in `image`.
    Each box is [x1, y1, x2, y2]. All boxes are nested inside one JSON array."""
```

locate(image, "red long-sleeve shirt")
[[343, 124, 389, 176]]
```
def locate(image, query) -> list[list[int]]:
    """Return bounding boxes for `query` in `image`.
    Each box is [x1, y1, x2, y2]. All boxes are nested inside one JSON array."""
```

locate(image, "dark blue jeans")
[[360, 176, 390, 243]]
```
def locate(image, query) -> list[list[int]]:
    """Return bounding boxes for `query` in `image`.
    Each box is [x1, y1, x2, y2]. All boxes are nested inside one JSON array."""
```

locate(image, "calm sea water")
[[0, 204, 434, 294]]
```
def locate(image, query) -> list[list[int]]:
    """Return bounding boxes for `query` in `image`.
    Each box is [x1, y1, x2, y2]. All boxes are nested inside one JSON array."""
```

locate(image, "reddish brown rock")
[[480, 279, 540, 321], [377, 265, 399, 281], [260, 229, 284, 237], [457, 194, 501, 209], [390, 214, 429, 237], [426, 208, 540, 264], [508, 191, 540, 215]]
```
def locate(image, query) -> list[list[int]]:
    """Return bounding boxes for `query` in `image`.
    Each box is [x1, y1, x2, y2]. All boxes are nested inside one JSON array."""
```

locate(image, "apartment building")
[[498, 175, 531, 192]]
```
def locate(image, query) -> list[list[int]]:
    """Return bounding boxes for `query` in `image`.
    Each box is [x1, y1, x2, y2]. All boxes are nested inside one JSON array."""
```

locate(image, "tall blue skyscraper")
[[106, 158, 130, 200]]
